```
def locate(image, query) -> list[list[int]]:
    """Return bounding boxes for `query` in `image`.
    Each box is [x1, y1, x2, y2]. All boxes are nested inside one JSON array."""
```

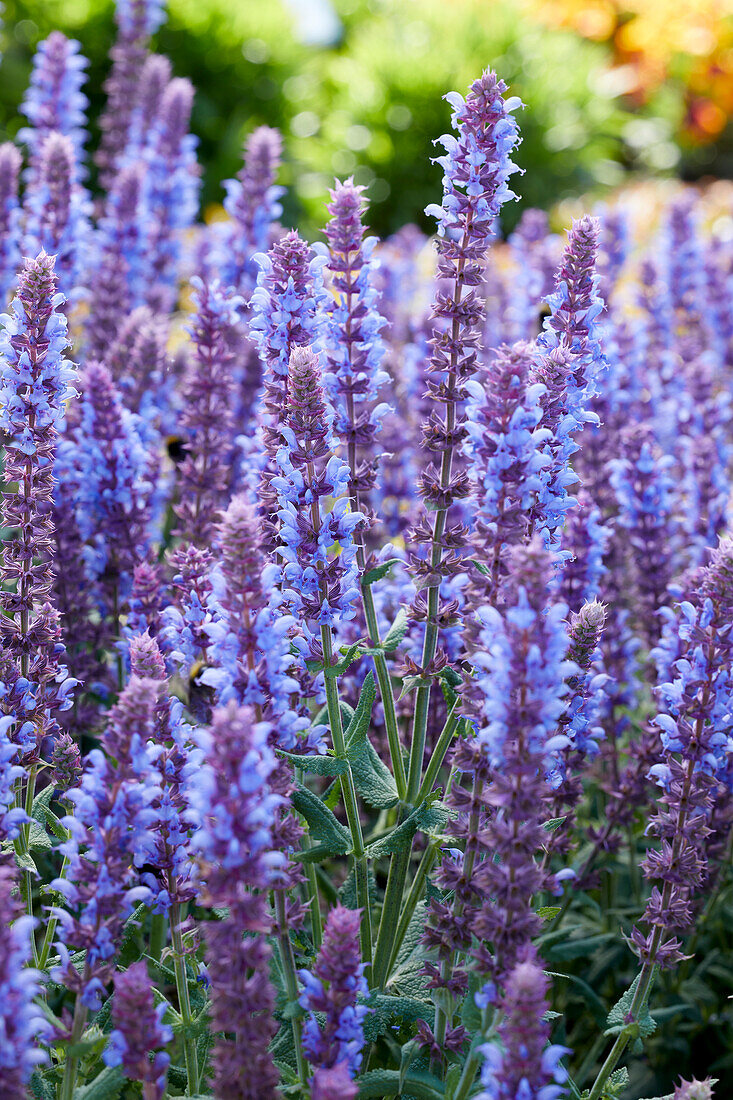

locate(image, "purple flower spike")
[[23, 131, 91, 298], [0, 252, 78, 760], [299, 904, 369, 1078], [272, 346, 364, 651], [0, 143, 23, 304], [220, 125, 284, 294], [477, 948, 569, 1100], [19, 31, 89, 171], [311, 1062, 358, 1100], [123, 53, 173, 163], [74, 362, 153, 614], [250, 229, 328, 546], [631, 536, 733, 971], [97, 0, 168, 188], [174, 278, 240, 545], [86, 162, 148, 354], [323, 176, 389, 526], [52, 675, 160, 1008], [0, 858, 51, 1095], [141, 76, 199, 307], [538, 213, 605, 450], [410, 70, 521, 641], [104, 961, 172, 1098], [673, 1078, 717, 1100], [464, 340, 551, 603], [202, 495, 318, 748], [194, 702, 284, 1100]]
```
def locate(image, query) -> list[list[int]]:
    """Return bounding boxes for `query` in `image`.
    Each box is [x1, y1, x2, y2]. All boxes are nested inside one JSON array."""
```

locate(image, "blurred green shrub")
[[0, 0, 664, 236]]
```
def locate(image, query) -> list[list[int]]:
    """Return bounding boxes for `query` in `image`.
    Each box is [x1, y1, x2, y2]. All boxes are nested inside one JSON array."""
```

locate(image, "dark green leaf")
[[27, 820, 52, 853], [278, 750, 348, 777], [605, 974, 656, 1051], [357, 1069, 445, 1099], [72, 1065, 125, 1100], [363, 994, 431, 1042], [292, 784, 351, 861], [383, 607, 409, 651], [29, 1071, 55, 1100], [361, 557, 402, 587], [366, 798, 448, 860], [345, 673, 399, 808], [537, 906, 561, 921]]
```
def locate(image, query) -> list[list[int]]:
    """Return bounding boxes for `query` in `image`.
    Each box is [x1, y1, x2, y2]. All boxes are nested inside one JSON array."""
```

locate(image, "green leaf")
[[73, 1065, 125, 1100], [398, 674, 424, 700], [537, 906, 562, 921], [278, 750, 348, 777], [68, 1024, 108, 1059], [29, 1071, 55, 1100], [366, 798, 448, 860], [383, 607, 409, 651], [292, 784, 351, 861], [544, 970, 607, 1025], [338, 865, 377, 909], [604, 974, 657, 1052], [362, 994, 431, 1042], [345, 672, 377, 747], [14, 849, 37, 874], [28, 820, 52, 853], [361, 557, 402, 587], [316, 640, 364, 677], [357, 1069, 445, 1099], [469, 559, 491, 577], [31, 786, 56, 822], [542, 816, 567, 832], [546, 931, 615, 961], [345, 673, 399, 808]]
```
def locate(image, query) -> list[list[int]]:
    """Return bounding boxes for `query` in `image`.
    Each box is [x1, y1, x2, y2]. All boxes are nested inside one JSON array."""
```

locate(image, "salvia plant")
[[0, 4, 731, 1100]]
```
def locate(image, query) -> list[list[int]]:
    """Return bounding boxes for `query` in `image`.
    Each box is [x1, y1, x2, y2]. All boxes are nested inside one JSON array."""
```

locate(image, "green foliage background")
[[0, 0, 682, 238]]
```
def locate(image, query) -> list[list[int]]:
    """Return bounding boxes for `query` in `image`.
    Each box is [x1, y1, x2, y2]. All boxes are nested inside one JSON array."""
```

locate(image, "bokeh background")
[[1, 0, 732, 238]]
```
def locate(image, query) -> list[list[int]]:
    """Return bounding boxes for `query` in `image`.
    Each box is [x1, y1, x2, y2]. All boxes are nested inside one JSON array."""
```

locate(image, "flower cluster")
[[0, 11, 731, 1100], [299, 905, 369, 1079]]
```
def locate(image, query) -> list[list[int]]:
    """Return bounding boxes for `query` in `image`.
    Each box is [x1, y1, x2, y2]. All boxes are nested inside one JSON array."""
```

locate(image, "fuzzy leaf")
[[383, 607, 409, 651], [361, 557, 402, 587], [292, 784, 351, 861], [27, 820, 52, 853], [345, 673, 399, 808], [537, 906, 562, 921], [366, 798, 447, 860], [363, 994, 431, 1042], [605, 974, 657, 1050], [278, 751, 348, 777], [357, 1069, 445, 1099], [29, 1072, 55, 1100], [73, 1066, 125, 1100]]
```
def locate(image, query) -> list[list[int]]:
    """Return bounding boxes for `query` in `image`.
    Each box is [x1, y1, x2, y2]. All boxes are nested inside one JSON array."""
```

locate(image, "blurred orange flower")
[[523, 0, 733, 142]]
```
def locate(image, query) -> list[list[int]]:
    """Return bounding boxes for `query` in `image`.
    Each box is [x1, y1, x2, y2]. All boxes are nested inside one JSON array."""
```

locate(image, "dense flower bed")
[[0, 2, 731, 1099]]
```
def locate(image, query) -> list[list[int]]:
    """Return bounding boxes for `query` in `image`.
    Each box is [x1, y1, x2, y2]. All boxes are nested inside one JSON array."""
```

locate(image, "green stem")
[[452, 1007, 497, 1100], [586, 749, 699, 1100], [321, 624, 373, 973], [170, 902, 199, 1095], [302, 829, 323, 950], [59, 987, 88, 1100], [385, 840, 440, 978], [149, 912, 167, 965], [372, 843, 410, 990], [586, 962, 657, 1100], [415, 704, 461, 806], [13, 764, 40, 964], [275, 891, 308, 1087], [361, 583, 407, 800]]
